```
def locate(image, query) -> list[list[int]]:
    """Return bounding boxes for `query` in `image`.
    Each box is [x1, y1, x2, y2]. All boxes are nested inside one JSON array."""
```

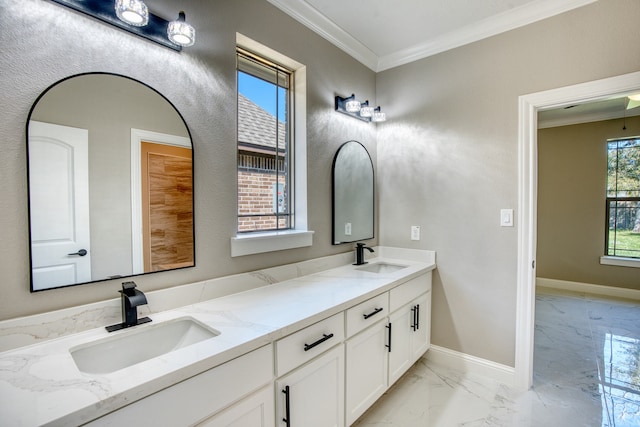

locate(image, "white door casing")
[[515, 71, 640, 390], [28, 121, 91, 290], [129, 128, 191, 275]]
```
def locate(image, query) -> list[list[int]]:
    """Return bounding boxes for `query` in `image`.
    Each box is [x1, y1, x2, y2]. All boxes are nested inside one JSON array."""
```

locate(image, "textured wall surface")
[[0, 0, 377, 320], [376, 0, 640, 366]]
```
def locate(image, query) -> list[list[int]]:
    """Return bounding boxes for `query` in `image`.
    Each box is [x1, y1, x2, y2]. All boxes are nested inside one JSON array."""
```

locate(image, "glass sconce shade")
[[372, 107, 386, 122], [115, 0, 149, 26], [168, 11, 196, 47], [359, 104, 374, 118], [345, 99, 361, 113]]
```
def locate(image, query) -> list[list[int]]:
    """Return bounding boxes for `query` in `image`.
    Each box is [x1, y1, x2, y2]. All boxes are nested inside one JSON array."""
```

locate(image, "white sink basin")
[[70, 317, 220, 374], [357, 262, 408, 274]]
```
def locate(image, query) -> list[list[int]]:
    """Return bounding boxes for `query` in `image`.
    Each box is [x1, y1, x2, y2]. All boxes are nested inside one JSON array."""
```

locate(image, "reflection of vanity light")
[[167, 11, 196, 47], [335, 94, 388, 123], [115, 0, 149, 26]]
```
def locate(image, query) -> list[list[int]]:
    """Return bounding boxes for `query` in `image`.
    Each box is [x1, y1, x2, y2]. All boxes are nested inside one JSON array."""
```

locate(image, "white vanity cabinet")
[[198, 385, 274, 427], [85, 345, 274, 427], [388, 290, 431, 385], [345, 273, 432, 426], [344, 294, 390, 425], [275, 313, 345, 427]]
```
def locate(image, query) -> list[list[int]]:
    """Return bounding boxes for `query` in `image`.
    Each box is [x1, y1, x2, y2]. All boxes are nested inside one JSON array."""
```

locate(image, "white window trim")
[[232, 34, 312, 257], [600, 256, 640, 268]]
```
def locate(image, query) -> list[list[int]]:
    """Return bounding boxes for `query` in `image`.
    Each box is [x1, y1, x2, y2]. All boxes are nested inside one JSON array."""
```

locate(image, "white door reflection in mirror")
[[28, 121, 92, 290]]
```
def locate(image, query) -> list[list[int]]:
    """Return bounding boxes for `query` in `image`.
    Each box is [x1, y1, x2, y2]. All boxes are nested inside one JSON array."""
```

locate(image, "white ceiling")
[[266, 0, 597, 71], [538, 96, 640, 129]]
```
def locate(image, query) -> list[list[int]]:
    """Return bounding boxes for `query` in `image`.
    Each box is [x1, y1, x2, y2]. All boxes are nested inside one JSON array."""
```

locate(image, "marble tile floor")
[[353, 288, 640, 426]]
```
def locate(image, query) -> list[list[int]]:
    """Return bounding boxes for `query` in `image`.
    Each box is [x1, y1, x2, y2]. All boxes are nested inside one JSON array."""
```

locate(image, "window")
[[230, 34, 312, 257], [605, 137, 640, 259], [237, 48, 292, 233]]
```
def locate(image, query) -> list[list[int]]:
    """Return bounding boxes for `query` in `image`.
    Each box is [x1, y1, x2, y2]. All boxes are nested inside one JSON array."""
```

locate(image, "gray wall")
[[537, 116, 640, 288], [376, 0, 640, 366], [0, 0, 377, 320]]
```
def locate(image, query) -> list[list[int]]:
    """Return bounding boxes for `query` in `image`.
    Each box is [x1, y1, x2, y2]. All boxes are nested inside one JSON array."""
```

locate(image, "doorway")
[[515, 71, 640, 390]]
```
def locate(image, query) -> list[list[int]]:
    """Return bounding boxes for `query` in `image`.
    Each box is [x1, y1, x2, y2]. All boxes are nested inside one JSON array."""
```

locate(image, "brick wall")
[[238, 169, 288, 232]]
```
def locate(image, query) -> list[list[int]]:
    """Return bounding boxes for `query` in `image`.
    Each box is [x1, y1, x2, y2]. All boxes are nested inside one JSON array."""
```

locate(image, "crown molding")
[[265, 0, 378, 70], [267, 0, 597, 72]]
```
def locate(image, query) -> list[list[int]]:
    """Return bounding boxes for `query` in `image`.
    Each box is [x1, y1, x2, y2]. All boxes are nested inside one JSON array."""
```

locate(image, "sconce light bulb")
[[115, 0, 149, 26], [168, 11, 196, 47]]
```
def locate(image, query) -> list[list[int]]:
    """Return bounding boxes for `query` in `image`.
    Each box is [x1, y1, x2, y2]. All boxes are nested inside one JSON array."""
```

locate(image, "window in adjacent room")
[[237, 48, 292, 233], [605, 137, 640, 258]]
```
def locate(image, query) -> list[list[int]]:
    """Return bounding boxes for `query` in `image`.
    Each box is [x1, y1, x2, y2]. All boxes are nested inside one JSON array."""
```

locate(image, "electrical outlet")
[[345, 222, 352, 235], [411, 225, 421, 241]]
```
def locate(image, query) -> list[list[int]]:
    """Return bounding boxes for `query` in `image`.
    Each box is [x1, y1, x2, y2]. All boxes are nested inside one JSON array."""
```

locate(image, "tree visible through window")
[[606, 138, 640, 258], [237, 49, 292, 232]]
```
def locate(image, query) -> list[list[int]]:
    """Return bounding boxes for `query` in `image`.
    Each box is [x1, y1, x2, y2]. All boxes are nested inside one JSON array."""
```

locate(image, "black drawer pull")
[[363, 307, 383, 320], [282, 386, 290, 426], [416, 304, 420, 330], [411, 306, 417, 331], [386, 323, 392, 352], [304, 333, 334, 352]]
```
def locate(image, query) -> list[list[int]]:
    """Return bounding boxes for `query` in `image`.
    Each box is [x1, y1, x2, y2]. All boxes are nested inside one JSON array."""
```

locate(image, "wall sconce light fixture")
[[167, 11, 196, 47], [50, 0, 195, 51], [335, 94, 387, 123], [115, 0, 149, 26]]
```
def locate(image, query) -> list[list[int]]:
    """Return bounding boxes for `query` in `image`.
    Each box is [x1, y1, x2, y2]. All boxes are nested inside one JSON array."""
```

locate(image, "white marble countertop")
[[0, 251, 435, 426]]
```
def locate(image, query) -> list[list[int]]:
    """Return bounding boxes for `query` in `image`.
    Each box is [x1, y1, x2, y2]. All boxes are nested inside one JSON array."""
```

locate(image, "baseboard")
[[536, 277, 640, 301], [425, 345, 515, 386]]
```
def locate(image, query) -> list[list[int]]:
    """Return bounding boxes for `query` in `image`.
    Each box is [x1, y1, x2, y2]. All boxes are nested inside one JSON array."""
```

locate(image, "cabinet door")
[[387, 305, 413, 386], [198, 385, 274, 427], [345, 320, 389, 426], [410, 291, 431, 361], [276, 344, 344, 427]]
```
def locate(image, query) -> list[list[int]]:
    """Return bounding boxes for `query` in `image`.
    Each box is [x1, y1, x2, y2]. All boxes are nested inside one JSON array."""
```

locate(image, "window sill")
[[231, 230, 314, 257], [600, 256, 640, 268]]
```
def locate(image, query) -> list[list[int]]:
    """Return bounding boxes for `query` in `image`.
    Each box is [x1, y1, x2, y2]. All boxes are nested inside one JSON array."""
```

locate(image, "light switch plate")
[[500, 209, 514, 227], [345, 222, 352, 236]]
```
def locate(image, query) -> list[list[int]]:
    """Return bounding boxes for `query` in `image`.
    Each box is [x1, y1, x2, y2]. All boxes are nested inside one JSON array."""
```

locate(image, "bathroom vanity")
[[0, 248, 435, 426]]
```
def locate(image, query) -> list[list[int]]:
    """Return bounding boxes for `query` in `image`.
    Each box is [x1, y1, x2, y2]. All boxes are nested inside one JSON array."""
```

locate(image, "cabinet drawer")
[[345, 292, 389, 337], [389, 273, 432, 312], [276, 312, 344, 376]]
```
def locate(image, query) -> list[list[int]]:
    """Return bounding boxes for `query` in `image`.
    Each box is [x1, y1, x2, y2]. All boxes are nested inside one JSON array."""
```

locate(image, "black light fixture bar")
[[50, 0, 181, 51], [335, 94, 371, 122]]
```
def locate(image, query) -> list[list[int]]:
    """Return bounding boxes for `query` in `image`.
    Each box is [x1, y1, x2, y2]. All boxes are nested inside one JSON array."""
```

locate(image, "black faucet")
[[106, 281, 152, 332], [353, 243, 375, 266]]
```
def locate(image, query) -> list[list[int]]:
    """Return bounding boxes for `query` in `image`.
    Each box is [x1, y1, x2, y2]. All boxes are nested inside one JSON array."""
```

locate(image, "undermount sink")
[[70, 317, 220, 374], [357, 262, 408, 274]]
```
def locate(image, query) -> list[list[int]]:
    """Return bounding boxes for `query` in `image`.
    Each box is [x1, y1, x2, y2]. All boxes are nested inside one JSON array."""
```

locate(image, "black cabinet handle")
[[363, 307, 383, 320], [68, 249, 87, 256], [386, 323, 392, 352], [304, 333, 334, 352], [282, 386, 290, 426], [416, 304, 420, 330], [411, 306, 417, 331]]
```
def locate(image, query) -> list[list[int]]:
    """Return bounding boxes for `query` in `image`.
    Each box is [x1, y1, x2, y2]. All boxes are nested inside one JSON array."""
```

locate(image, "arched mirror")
[[332, 140, 374, 244], [27, 73, 194, 291]]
